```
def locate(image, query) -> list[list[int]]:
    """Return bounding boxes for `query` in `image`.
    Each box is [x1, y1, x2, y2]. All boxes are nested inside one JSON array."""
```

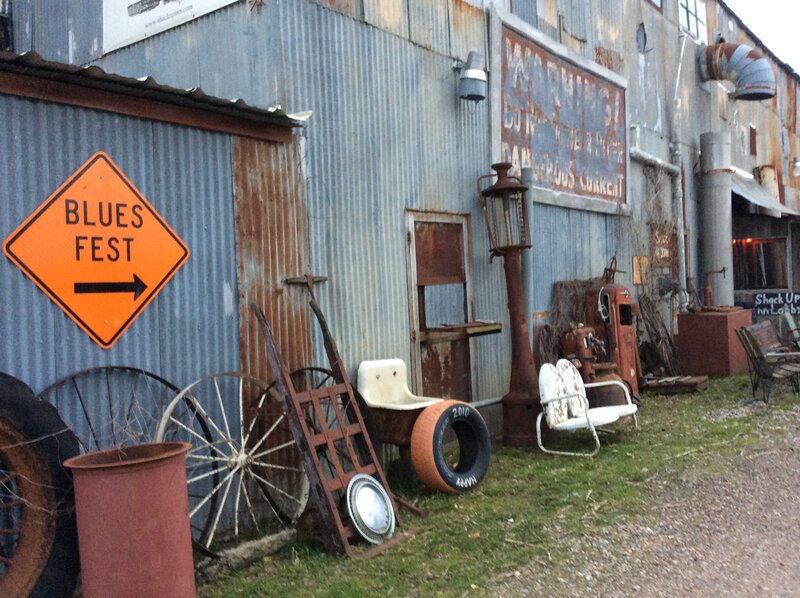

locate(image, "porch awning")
[[731, 172, 800, 217]]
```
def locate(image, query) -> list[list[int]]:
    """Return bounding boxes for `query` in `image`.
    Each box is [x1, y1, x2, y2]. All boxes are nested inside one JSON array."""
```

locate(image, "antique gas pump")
[[584, 261, 640, 398]]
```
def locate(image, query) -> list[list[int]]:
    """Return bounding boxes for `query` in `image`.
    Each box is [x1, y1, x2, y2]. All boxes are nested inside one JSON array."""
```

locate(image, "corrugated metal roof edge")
[[0, 50, 307, 128]]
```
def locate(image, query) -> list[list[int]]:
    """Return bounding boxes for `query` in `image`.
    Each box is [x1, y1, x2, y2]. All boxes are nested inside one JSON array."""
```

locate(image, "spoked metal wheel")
[[38, 366, 219, 551], [156, 372, 310, 554], [37, 366, 191, 453]]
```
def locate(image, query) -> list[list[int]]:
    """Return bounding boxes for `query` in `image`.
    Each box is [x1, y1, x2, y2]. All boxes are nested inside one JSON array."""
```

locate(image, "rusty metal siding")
[[232, 136, 313, 382], [530, 202, 630, 317], [32, 0, 509, 407], [451, 0, 487, 60], [408, 0, 451, 54], [364, 0, 409, 38], [0, 93, 240, 396]]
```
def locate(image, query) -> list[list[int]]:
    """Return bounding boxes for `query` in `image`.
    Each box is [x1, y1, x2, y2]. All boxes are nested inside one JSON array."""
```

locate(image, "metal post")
[[501, 246, 539, 446], [520, 167, 535, 341], [700, 131, 734, 306]]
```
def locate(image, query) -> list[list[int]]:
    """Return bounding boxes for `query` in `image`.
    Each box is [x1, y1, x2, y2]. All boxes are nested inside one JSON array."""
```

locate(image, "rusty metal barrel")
[[64, 442, 195, 598]]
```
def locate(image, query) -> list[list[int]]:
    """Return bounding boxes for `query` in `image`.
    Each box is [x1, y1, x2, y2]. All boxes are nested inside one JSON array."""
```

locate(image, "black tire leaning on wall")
[[0, 373, 80, 598], [410, 400, 491, 494]]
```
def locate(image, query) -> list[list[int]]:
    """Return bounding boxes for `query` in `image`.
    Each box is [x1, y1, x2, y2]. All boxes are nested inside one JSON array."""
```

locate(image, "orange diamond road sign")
[[3, 152, 189, 349]]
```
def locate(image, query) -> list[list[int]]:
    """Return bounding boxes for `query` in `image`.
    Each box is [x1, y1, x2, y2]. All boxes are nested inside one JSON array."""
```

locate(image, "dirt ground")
[[494, 405, 800, 597]]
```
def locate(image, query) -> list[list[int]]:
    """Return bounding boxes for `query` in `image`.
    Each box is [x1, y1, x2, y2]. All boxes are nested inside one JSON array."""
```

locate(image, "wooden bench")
[[747, 320, 799, 355], [736, 324, 800, 402]]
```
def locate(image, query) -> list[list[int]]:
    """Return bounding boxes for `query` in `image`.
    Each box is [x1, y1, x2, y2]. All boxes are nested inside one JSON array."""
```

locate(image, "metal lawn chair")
[[536, 359, 638, 457]]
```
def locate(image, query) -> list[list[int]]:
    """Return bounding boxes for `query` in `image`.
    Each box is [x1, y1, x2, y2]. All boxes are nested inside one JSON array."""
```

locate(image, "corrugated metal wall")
[[40, 0, 637, 402], [232, 136, 313, 381], [0, 95, 240, 395]]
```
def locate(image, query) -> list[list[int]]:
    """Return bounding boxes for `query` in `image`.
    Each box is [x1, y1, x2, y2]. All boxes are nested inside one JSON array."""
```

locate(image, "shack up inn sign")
[[501, 27, 626, 203], [752, 292, 800, 316]]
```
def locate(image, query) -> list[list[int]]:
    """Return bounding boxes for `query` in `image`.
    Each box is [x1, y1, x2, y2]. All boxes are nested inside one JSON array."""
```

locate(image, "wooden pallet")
[[641, 375, 708, 395]]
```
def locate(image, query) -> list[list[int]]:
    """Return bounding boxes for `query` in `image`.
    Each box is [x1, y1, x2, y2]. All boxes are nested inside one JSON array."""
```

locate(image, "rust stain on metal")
[[232, 136, 312, 382], [451, 0, 483, 21], [594, 46, 622, 73], [501, 27, 626, 203], [232, 137, 312, 505], [413, 219, 472, 402], [315, 0, 359, 19], [649, 223, 678, 279], [421, 340, 471, 402], [414, 222, 465, 285]]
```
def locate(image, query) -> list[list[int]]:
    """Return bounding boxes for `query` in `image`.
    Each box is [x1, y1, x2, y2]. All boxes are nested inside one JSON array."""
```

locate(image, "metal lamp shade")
[[478, 162, 530, 256]]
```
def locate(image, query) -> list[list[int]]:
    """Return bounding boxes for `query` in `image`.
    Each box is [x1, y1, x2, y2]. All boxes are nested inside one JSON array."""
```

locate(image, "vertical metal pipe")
[[700, 131, 734, 306], [501, 247, 539, 446], [672, 35, 689, 311], [521, 167, 534, 340]]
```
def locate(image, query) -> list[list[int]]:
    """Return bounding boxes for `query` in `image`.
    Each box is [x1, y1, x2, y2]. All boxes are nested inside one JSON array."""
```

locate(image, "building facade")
[[2, 0, 799, 414]]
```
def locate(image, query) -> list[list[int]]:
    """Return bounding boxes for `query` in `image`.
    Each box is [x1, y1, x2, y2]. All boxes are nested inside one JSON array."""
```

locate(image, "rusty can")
[[64, 442, 195, 598]]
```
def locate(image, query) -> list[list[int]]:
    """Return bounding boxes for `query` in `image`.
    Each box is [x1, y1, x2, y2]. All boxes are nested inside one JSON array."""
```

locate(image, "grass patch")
[[200, 374, 796, 597]]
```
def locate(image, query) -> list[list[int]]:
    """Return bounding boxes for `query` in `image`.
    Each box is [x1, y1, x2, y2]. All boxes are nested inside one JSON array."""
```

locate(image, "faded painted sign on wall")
[[103, 0, 238, 53], [501, 27, 627, 203]]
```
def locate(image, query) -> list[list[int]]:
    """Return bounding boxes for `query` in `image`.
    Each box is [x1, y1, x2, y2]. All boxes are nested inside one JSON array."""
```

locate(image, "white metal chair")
[[536, 359, 637, 457], [357, 359, 441, 410]]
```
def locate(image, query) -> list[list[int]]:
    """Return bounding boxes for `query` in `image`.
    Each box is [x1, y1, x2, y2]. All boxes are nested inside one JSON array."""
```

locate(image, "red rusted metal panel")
[[414, 221, 465, 286], [420, 338, 472, 402], [232, 137, 312, 504], [678, 310, 752, 376], [501, 27, 627, 203], [232, 136, 312, 380], [412, 219, 472, 402]]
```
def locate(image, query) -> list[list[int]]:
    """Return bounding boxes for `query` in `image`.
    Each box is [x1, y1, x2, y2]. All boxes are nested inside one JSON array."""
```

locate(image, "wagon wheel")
[[156, 372, 310, 554], [38, 366, 193, 452], [37, 366, 219, 549]]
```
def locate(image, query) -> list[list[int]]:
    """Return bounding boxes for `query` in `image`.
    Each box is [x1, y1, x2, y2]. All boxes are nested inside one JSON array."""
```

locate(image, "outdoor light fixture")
[[793, 157, 800, 177], [477, 162, 530, 257], [456, 48, 487, 102], [476, 162, 537, 446]]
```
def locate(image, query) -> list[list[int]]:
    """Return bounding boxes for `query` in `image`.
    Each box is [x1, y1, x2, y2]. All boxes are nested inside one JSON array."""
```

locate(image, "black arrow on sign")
[[74, 274, 148, 300]]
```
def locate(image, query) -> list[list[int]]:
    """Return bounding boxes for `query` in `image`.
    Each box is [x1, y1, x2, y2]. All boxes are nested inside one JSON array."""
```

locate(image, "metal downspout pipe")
[[700, 131, 734, 306], [672, 35, 688, 311], [521, 167, 534, 342]]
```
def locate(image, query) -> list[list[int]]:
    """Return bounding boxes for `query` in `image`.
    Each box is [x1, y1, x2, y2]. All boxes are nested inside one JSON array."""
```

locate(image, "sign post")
[[3, 152, 189, 349]]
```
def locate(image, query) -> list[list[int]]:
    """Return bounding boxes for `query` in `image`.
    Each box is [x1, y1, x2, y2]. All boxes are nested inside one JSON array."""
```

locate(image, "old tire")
[[0, 373, 80, 598], [410, 400, 491, 494]]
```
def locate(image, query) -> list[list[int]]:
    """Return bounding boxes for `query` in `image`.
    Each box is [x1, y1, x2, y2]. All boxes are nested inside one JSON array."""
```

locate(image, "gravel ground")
[[495, 405, 800, 598]]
